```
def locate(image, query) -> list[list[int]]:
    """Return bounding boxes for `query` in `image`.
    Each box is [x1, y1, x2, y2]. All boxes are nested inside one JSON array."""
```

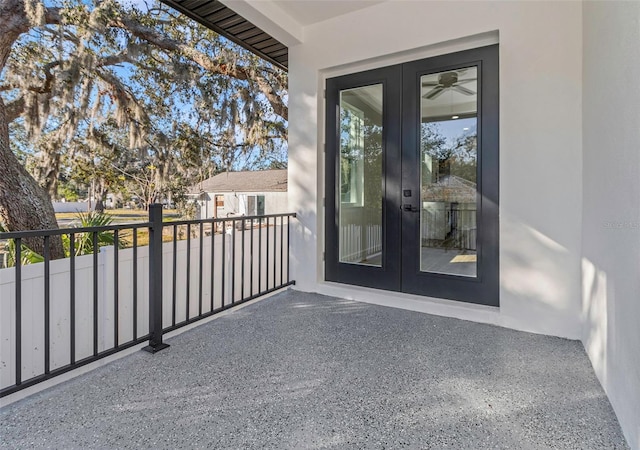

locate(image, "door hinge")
[[322, 197, 325, 207], [323, 89, 326, 99]]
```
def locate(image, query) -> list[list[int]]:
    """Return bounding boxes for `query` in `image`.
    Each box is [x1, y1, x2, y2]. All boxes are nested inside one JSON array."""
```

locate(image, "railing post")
[[143, 203, 169, 353]]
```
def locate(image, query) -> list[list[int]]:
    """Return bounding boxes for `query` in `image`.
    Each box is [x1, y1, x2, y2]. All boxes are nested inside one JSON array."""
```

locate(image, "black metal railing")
[[0, 205, 296, 397], [157, 213, 295, 337]]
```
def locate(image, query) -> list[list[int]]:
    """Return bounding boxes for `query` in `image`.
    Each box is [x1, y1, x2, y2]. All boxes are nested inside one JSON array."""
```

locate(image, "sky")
[[436, 117, 477, 145]]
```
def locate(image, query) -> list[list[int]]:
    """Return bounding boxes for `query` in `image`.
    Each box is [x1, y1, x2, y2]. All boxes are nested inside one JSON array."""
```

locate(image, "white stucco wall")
[[582, 2, 640, 448], [286, 1, 583, 339]]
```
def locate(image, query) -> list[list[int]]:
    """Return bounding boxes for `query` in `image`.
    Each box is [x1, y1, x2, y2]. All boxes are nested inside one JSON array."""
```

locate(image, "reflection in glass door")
[[339, 85, 383, 267], [420, 67, 478, 277], [325, 64, 402, 292]]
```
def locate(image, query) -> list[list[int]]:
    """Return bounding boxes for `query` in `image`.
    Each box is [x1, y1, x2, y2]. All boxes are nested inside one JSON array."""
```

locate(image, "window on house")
[[247, 195, 265, 216]]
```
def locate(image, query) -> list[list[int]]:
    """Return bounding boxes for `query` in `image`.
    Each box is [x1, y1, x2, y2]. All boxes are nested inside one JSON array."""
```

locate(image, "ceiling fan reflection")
[[422, 70, 476, 100]]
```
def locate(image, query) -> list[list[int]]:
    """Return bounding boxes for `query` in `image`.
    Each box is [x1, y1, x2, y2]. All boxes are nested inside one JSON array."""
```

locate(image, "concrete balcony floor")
[[0, 290, 629, 449]]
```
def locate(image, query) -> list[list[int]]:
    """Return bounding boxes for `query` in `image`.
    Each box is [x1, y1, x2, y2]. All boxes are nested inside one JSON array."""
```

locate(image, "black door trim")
[[325, 45, 499, 307], [401, 45, 499, 306], [325, 65, 402, 291]]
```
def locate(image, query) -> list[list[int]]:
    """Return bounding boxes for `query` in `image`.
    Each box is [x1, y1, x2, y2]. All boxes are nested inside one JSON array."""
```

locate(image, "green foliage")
[[57, 182, 81, 202], [1, 212, 123, 267], [67, 211, 122, 255], [2, 0, 288, 212], [0, 223, 45, 266]]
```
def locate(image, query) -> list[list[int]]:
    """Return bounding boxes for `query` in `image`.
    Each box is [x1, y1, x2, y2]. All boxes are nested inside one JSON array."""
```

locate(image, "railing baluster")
[[69, 233, 75, 364], [280, 216, 284, 287], [250, 219, 254, 296], [210, 220, 215, 311], [44, 236, 51, 374], [113, 230, 119, 348], [133, 229, 138, 340], [273, 217, 277, 289], [221, 220, 226, 308], [15, 238, 22, 386], [44, 236, 50, 374], [241, 219, 245, 300], [258, 217, 262, 294], [211, 220, 216, 311], [93, 232, 98, 356], [186, 224, 191, 322], [172, 225, 177, 327], [265, 217, 270, 291], [199, 222, 203, 317], [287, 217, 291, 283], [231, 220, 236, 304]]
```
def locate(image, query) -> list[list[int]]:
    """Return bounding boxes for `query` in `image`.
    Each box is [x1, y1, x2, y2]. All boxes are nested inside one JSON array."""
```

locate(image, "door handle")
[[401, 204, 419, 212]]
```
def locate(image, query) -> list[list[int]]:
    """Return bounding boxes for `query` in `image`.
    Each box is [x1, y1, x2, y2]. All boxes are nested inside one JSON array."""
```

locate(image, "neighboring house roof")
[[422, 175, 477, 203], [189, 169, 287, 194]]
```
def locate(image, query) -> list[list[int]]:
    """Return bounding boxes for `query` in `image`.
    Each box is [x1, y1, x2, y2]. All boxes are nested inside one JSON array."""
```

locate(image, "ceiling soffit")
[[160, 0, 289, 70]]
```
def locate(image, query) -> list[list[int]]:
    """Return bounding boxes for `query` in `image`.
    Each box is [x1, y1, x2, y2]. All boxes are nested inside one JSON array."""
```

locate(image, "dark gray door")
[[325, 65, 402, 291], [325, 45, 499, 306]]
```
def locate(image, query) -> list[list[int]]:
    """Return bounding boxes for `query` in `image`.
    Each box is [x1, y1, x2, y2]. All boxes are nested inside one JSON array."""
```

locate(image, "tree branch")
[[114, 16, 288, 121], [44, 7, 61, 25], [6, 96, 25, 122], [94, 68, 151, 127]]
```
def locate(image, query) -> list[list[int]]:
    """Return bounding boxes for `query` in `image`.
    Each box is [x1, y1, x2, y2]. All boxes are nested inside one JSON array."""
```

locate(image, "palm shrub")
[[1, 212, 123, 267], [0, 223, 45, 267], [68, 211, 122, 256]]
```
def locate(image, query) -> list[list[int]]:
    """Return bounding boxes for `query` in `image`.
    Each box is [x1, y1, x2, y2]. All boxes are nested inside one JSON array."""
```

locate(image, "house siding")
[[198, 191, 289, 219]]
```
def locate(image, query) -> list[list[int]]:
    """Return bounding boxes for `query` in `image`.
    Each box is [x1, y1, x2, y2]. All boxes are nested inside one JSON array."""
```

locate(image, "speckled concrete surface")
[[0, 290, 629, 449]]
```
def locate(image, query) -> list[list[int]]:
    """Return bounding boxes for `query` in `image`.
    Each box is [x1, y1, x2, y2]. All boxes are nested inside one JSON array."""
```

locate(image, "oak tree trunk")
[[0, 2, 64, 258], [0, 98, 64, 258]]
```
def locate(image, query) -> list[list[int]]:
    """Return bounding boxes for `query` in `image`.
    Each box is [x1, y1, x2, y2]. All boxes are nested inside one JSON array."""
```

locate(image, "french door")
[[325, 45, 499, 306]]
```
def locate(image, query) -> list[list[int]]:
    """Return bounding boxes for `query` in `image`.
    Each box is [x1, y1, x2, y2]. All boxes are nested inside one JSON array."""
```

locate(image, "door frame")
[[325, 64, 402, 291], [324, 45, 499, 307], [400, 45, 499, 306]]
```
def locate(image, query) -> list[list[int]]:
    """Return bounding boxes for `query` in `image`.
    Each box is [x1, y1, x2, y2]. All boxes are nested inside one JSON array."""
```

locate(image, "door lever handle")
[[401, 204, 419, 212]]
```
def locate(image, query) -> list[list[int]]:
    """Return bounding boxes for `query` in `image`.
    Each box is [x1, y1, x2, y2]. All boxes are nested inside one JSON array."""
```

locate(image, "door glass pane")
[[420, 67, 477, 276], [339, 85, 383, 266]]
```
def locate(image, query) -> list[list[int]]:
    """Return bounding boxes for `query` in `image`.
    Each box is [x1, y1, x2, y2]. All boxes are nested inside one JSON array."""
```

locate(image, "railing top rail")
[[164, 212, 297, 227], [0, 222, 153, 240], [0, 212, 298, 240]]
